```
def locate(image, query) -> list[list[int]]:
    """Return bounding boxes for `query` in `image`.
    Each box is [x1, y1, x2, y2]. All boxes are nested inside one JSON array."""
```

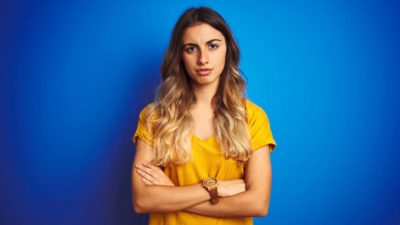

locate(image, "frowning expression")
[[181, 23, 227, 88]]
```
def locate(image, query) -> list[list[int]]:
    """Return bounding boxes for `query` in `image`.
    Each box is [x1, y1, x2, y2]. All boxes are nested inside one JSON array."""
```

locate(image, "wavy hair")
[[143, 7, 252, 166]]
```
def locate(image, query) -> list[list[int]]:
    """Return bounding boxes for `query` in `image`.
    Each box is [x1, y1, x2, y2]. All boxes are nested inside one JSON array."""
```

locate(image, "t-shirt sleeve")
[[249, 106, 277, 152], [132, 105, 154, 147]]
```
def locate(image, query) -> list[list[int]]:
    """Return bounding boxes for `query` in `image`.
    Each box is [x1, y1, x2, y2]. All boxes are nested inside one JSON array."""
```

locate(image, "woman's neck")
[[191, 82, 219, 107]]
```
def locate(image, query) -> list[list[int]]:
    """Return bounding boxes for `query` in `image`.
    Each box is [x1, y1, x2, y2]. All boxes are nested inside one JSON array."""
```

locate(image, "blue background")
[[1, 0, 399, 225]]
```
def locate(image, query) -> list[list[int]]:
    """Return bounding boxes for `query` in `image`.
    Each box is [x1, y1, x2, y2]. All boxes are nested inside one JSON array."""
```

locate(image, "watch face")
[[203, 177, 217, 186]]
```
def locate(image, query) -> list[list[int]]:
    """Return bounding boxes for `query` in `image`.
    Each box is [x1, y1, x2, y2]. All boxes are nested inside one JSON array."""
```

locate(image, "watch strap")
[[209, 188, 219, 204]]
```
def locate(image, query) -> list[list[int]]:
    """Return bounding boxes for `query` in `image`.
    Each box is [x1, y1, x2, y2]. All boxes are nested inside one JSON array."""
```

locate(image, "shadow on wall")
[[113, 53, 161, 225]]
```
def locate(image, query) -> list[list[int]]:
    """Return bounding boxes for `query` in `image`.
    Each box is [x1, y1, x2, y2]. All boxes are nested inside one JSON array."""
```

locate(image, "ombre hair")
[[143, 7, 252, 166]]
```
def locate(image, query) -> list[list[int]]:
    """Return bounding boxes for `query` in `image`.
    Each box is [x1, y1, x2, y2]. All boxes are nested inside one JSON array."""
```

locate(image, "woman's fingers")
[[135, 164, 160, 184], [136, 167, 157, 184], [232, 179, 245, 184], [142, 162, 164, 176], [218, 179, 246, 197], [141, 175, 154, 185], [141, 163, 164, 181], [137, 162, 175, 186]]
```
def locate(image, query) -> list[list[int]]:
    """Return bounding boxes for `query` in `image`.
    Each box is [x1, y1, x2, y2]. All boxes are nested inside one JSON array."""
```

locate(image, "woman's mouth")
[[196, 68, 213, 76]]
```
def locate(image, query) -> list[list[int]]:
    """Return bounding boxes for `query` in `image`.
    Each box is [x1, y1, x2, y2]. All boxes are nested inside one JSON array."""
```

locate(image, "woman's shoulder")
[[138, 102, 159, 120], [245, 99, 267, 114], [140, 102, 156, 112], [245, 99, 269, 123]]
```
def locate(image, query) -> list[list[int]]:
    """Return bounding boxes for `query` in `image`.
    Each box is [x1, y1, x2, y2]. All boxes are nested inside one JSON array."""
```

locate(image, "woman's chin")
[[191, 76, 220, 87]]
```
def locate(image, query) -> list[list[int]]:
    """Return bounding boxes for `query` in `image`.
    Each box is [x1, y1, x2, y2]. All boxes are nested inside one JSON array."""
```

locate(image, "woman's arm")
[[184, 145, 272, 217], [135, 144, 273, 217], [132, 139, 210, 213]]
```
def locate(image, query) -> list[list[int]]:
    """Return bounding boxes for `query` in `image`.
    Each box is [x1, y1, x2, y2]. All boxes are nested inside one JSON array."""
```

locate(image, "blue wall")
[[1, 1, 399, 224]]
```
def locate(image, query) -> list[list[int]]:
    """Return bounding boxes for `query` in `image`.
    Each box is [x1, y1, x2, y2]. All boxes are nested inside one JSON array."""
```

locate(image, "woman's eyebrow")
[[183, 39, 222, 47]]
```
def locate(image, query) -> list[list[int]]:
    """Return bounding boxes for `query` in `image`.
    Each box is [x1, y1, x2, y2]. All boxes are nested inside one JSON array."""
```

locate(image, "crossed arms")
[[131, 139, 272, 217]]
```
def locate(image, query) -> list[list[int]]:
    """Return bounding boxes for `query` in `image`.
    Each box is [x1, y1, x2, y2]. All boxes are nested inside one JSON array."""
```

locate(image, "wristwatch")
[[201, 177, 219, 204]]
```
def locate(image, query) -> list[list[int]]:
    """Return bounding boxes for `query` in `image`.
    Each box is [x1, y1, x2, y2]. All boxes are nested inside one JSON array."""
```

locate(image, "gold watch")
[[201, 177, 219, 204]]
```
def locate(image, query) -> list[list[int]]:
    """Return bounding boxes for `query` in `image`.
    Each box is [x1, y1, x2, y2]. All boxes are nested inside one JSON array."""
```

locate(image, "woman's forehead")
[[182, 23, 225, 44]]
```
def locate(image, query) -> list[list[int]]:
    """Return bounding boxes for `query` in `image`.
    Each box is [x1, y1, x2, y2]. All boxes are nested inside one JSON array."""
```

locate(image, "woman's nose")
[[198, 50, 209, 65]]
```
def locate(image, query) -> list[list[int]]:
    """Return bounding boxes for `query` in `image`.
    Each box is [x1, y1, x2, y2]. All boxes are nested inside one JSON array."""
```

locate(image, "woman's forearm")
[[184, 189, 269, 217], [133, 183, 210, 213], [133, 162, 249, 214], [184, 147, 272, 218]]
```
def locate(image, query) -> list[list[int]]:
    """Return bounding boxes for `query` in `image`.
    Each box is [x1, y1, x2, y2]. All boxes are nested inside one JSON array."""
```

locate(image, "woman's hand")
[[135, 162, 175, 186], [218, 179, 246, 197], [135, 162, 245, 196]]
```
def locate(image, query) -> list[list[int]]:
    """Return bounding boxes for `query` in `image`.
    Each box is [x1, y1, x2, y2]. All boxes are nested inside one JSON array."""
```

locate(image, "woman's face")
[[181, 23, 227, 88]]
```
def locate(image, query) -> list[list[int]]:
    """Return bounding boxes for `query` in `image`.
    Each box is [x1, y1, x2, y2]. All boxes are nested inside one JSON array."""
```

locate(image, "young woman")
[[131, 6, 277, 225]]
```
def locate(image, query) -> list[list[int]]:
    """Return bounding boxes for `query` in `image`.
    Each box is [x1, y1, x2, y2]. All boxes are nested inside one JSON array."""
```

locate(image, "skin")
[[132, 23, 273, 217], [181, 22, 227, 91], [182, 22, 228, 139]]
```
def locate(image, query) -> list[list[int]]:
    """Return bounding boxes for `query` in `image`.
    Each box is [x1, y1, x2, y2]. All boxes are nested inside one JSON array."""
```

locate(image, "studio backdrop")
[[1, 1, 399, 225]]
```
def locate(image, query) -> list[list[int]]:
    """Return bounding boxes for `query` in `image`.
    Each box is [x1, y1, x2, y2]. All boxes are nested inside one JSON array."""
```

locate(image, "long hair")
[[143, 7, 252, 166]]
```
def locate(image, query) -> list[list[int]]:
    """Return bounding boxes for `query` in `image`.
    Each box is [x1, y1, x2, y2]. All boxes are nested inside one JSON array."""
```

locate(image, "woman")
[[131, 6, 277, 225]]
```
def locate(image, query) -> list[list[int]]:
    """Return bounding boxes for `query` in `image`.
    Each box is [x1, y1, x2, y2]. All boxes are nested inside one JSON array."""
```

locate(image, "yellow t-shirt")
[[132, 99, 277, 225]]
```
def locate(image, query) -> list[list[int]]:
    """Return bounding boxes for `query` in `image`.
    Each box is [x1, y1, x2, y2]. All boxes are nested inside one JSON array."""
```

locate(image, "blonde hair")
[[143, 7, 252, 166]]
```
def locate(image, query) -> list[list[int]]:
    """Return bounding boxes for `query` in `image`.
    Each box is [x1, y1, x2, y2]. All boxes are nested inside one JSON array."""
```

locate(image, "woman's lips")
[[196, 68, 213, 76]]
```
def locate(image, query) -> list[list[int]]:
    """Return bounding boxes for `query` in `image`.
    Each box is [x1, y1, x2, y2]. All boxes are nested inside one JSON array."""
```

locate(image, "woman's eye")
[[185, 46, 196, 53], [209, 43, 219, 49]]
